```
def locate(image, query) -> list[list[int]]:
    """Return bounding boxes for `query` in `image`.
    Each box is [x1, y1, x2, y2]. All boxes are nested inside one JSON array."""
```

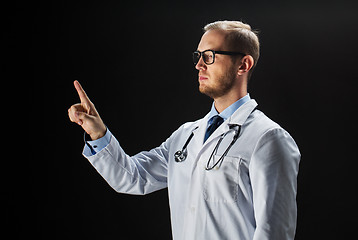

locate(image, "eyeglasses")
[[193, 50, 245, 65]]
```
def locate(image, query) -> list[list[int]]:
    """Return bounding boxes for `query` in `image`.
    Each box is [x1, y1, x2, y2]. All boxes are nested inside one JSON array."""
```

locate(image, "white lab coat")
[[84, 99, 301, 240]]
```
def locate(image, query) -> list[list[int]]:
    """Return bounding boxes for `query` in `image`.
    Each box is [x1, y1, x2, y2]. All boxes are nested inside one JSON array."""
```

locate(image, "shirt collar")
[[208, 94, 251, 124]]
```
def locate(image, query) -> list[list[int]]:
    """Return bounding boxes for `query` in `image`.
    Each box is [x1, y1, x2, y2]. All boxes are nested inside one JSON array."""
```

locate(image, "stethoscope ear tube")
[[205, 125, 241, 170]]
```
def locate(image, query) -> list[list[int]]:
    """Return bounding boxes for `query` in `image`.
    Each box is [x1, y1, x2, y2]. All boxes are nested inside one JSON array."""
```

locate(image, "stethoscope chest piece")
[[174, 126, 198, 163], [174, 150, 187, 162]]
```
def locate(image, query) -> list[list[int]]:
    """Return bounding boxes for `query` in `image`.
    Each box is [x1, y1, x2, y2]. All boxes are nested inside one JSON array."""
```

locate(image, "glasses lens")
[[203, 51, 214, 64], [193, 51, 200, 65]]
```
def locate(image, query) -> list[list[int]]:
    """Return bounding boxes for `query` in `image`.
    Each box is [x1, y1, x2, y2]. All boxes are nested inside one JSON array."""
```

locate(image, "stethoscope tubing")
[[174, 125, 241, 171], [205, 125, 241, 170]]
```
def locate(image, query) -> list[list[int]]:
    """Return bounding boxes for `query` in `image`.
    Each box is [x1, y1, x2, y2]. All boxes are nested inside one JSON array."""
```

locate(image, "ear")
[[237, 55, 254, 76]]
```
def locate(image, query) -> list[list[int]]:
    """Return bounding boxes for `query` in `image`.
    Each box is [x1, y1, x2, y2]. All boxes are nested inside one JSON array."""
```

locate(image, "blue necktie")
[[204, 115, 224, 143]]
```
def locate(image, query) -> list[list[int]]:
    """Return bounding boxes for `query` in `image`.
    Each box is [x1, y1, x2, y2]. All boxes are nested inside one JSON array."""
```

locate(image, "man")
[[68, 20, 300, 239]]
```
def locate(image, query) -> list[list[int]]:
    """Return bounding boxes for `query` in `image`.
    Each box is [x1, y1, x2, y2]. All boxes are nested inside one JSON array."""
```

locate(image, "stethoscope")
[[174, 124, 241, 171]]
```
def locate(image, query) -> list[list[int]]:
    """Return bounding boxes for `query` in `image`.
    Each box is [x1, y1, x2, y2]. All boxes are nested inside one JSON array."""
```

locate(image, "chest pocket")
[[203, 155, 242, 204]]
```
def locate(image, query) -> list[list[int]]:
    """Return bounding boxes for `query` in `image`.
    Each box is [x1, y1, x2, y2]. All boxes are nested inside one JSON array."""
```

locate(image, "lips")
[[199, 76, 208, 81]]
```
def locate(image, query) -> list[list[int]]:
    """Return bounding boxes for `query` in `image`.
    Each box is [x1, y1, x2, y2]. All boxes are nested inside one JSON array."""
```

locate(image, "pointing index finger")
[[74, 80, 91, 104]]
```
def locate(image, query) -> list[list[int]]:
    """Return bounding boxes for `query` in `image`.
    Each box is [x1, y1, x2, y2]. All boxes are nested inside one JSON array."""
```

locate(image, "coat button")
[[190, 206, 195, 213]]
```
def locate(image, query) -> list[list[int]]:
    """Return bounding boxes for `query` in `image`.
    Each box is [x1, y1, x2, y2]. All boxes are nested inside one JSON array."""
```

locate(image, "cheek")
[[207, 65, 226, 82]]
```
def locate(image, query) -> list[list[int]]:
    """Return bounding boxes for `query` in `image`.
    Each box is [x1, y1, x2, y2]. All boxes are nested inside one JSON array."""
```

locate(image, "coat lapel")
[[191, 113, 209, 149]]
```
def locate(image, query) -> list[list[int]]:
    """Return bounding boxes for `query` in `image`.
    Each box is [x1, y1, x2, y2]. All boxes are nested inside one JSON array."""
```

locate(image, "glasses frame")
[[193, 50, 245, 65]]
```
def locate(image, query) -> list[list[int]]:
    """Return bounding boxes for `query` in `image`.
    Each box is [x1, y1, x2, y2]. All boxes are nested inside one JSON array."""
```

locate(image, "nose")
[[195, 56, 207, 71]]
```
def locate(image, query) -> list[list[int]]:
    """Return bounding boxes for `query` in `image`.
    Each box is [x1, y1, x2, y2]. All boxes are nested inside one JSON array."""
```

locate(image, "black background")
[[6, 0, 358, 239]]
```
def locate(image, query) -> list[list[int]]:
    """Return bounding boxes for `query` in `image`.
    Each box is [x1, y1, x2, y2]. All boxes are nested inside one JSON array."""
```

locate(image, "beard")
[[199, 65, 237, 99]]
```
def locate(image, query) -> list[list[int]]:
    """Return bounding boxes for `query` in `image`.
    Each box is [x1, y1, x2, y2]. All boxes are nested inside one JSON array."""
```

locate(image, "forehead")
[[197, 30, 228, 51]]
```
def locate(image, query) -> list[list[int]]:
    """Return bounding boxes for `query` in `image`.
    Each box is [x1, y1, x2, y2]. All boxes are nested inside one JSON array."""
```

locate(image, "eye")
[[203, 52, 214, 64], [203, 53, 211, 59]]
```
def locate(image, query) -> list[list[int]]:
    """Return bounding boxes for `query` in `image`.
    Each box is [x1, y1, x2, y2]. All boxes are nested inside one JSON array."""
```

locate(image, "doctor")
[[68, 20, 300, 239]]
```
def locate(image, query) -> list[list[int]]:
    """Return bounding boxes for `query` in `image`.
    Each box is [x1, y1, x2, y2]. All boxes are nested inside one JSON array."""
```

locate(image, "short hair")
[[204, 20, 260, 79]]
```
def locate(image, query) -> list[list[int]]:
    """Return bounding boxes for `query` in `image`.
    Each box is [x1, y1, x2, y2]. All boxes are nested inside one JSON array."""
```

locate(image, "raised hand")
[[68, 80, 107, 140]]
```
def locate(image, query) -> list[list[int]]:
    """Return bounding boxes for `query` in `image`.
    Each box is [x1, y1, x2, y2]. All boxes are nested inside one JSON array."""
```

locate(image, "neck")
[[214, 87, 247, 113]]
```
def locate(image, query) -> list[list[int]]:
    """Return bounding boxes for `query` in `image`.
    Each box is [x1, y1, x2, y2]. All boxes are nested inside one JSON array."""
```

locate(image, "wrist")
[[90, 128, 107, 140]]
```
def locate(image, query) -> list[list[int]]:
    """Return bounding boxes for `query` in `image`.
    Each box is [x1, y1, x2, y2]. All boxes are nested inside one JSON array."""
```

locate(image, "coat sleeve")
[[250, 128, 301, 240], [83, 131, 175, 195]]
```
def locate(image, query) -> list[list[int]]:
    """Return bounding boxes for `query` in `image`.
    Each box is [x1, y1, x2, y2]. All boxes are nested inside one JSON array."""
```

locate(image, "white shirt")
[[83, 99, 301, 240]]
